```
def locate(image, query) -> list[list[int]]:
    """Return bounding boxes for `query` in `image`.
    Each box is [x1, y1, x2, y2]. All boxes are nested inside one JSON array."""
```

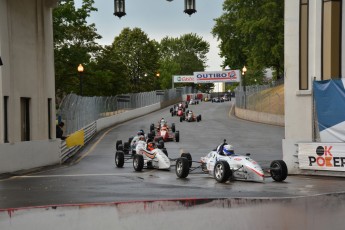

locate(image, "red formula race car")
[[180, 110, 201, 122], [170, 102, 188, 117], [148, 120, 180, 142]]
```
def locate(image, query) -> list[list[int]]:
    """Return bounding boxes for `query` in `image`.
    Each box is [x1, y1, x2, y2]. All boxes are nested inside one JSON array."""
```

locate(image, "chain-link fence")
[[234, 79, 284, 115], [57, 87, 192, 135]]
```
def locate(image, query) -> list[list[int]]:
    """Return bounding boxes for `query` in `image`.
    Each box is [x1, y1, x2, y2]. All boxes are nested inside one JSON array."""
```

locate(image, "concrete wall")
[[0, 140, 60, 174], [1, 195, 345, 230], [235, 107, 284, 127], [97, 103, 161, 132]]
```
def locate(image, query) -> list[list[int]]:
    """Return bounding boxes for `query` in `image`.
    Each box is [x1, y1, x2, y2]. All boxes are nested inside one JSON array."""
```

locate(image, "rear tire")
[[175, 131, 180, 142], [270, 160, 288, 182], [115, 151, 125, 168], [133, 154, 144, 172], [214, 161, 231, 183], [116, 140, 122, 150], [172, 123, 176, 132], [150, 124, 155, 132], [181, 152, 192, 167], [176, 157, 190, 178]]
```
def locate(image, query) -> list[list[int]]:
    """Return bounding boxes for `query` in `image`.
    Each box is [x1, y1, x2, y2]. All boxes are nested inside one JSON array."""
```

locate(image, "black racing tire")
[[117, 144, 124, 151], [115, 151, 125, 168], [175, 131, 180, 142], [150, 124, 155, 132], [128, 137, 134, 145], [175, 157, 190, 178], [270, 160, 288, 182], [133, 154, 144, 172], [171, 112, 174, 117], [147, 132, 154, 139], [157, 140, 164, 149], [181, 152, 192, 168], [123, 142, 129, 150], [180, 117, 183, 122], [116, 140, 122, 150], [163, 148, 168, 156], [170, 107, 173, 113], [214, 161, 231, 183], [172, 123, 176, 132]]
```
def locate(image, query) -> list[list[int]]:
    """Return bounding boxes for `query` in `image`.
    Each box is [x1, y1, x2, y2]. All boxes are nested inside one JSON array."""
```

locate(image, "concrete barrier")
[[1, 194, 345, 230], [235, 107, 285, 126]]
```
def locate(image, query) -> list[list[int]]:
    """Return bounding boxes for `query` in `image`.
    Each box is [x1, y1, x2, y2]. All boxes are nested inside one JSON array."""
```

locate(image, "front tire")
[[176, 157, 190, 178], [115, 151, 125, 168], [133, 154, 144, 172], [214, 161, 231, 183], [270, 160, 288, 182], [116, 140, 122, 150], [175, 131, 180, 142]]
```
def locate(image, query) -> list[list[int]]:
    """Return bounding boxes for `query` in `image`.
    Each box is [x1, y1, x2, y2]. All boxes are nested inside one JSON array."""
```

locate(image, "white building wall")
[[283, 0, 345, 175], [0, 0, 60, 173]]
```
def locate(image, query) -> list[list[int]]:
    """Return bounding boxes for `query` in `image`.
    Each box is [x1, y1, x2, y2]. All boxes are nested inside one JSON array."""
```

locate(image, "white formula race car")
[[115, 140, 170, 171], [175, 141, 288, 183]]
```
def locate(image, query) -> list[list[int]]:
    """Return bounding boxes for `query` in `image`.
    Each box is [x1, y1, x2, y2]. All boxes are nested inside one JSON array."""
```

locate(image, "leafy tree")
[[53, 0, 102, 99], [212, 0, 284, 83], [159, 33, 210, 89], [112, 28, 160, 93]]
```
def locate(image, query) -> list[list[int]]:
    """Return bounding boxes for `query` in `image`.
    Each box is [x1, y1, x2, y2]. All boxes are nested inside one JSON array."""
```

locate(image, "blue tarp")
[[313, 79, 345, 141]]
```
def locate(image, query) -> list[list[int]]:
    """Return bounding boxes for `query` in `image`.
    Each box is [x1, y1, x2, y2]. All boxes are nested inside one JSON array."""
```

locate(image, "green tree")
[[159, 33, 210, 89], [112, 28, 160, 93], [212, 0, 284, 82], [53, 0, 102, 99]]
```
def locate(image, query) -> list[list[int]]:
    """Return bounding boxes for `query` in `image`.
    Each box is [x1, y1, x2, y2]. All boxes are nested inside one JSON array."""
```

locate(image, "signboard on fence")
[[193, 70, 241, 83], [173, 75, 195, 83], [298, 142, 345, 171]]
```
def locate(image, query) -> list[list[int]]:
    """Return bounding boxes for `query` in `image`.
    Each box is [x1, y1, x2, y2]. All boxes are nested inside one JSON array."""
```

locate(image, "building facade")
[[284, 0, 344, 175], [0, 0, 60, 173]]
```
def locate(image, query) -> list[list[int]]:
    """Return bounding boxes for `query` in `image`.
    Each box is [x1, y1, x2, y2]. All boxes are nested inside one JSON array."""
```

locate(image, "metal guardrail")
[[57, 87, 193, 162], [60, 122, 96, 163]]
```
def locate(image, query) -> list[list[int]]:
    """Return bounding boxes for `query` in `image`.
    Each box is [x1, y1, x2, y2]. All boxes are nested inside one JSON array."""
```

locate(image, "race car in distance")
[[188, 99, 200, 105], [211, 97, 224, 103], [149, 121, 180, 142], [170, 102, 188, 116], [175, 140, 288, 183], [180, 110, 201, 122], [115, 137, 170, 168]]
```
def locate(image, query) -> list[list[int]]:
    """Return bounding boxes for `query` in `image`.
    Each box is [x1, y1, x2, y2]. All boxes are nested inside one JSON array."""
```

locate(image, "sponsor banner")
[[173, 75, 195, 83], [298, 143, 345, 171], [194, 70, 241, 83], [313, 79, 345, 142]]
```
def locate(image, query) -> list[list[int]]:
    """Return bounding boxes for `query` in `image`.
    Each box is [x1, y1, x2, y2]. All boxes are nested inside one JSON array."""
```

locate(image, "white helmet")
[[223, 144, 234, 156]]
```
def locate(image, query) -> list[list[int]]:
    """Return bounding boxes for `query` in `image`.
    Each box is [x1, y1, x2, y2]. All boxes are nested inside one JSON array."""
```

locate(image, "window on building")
[[322, 0, 342, 80], [48, 98, 52, 139], [3, 96, 9, 143], [300, 0, 309, 90], [20, 97, 30, 141]]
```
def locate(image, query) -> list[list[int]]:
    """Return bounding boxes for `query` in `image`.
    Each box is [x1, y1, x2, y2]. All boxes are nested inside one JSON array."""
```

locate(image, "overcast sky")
[[75, 0, 225, 71]]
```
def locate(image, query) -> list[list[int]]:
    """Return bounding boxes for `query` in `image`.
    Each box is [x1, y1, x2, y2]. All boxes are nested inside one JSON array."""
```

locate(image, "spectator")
[[56, 122, 66, 140]]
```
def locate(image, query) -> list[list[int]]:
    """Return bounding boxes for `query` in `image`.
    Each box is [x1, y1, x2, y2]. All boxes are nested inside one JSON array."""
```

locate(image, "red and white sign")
[[298, 143, 345, 171], [194, 70, 241, 83], [173, 75, 195, 83]]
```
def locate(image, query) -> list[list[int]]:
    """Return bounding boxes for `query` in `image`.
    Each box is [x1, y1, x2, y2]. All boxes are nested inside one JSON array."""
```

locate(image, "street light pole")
[[77, 64, 84, 96], [242, 65, 247, 109]]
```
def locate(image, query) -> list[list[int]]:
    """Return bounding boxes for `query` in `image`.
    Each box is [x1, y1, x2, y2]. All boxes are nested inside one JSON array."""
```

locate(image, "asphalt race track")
[[1, 100, 345, 209]]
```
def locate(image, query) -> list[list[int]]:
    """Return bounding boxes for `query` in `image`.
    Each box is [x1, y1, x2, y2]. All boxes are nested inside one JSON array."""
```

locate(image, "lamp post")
[[184, 0, 197, 16], [77, 64, 84, 96], [242, 65, 247, 109], [114, 0, 126, 18]]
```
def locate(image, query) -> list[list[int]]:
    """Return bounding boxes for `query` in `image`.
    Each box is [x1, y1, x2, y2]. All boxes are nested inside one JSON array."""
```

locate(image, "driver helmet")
[[223, 144, 235, 156], [189, 110, 193, 114], [137, 130, 144, 136], [138, 135, 145, 141], [147, 142, 155, 151]]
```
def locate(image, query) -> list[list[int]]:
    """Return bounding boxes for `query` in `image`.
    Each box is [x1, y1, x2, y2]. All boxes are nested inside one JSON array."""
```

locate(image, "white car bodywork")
[[201, 150, 265, 182], [135, 141, 170, 170]]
